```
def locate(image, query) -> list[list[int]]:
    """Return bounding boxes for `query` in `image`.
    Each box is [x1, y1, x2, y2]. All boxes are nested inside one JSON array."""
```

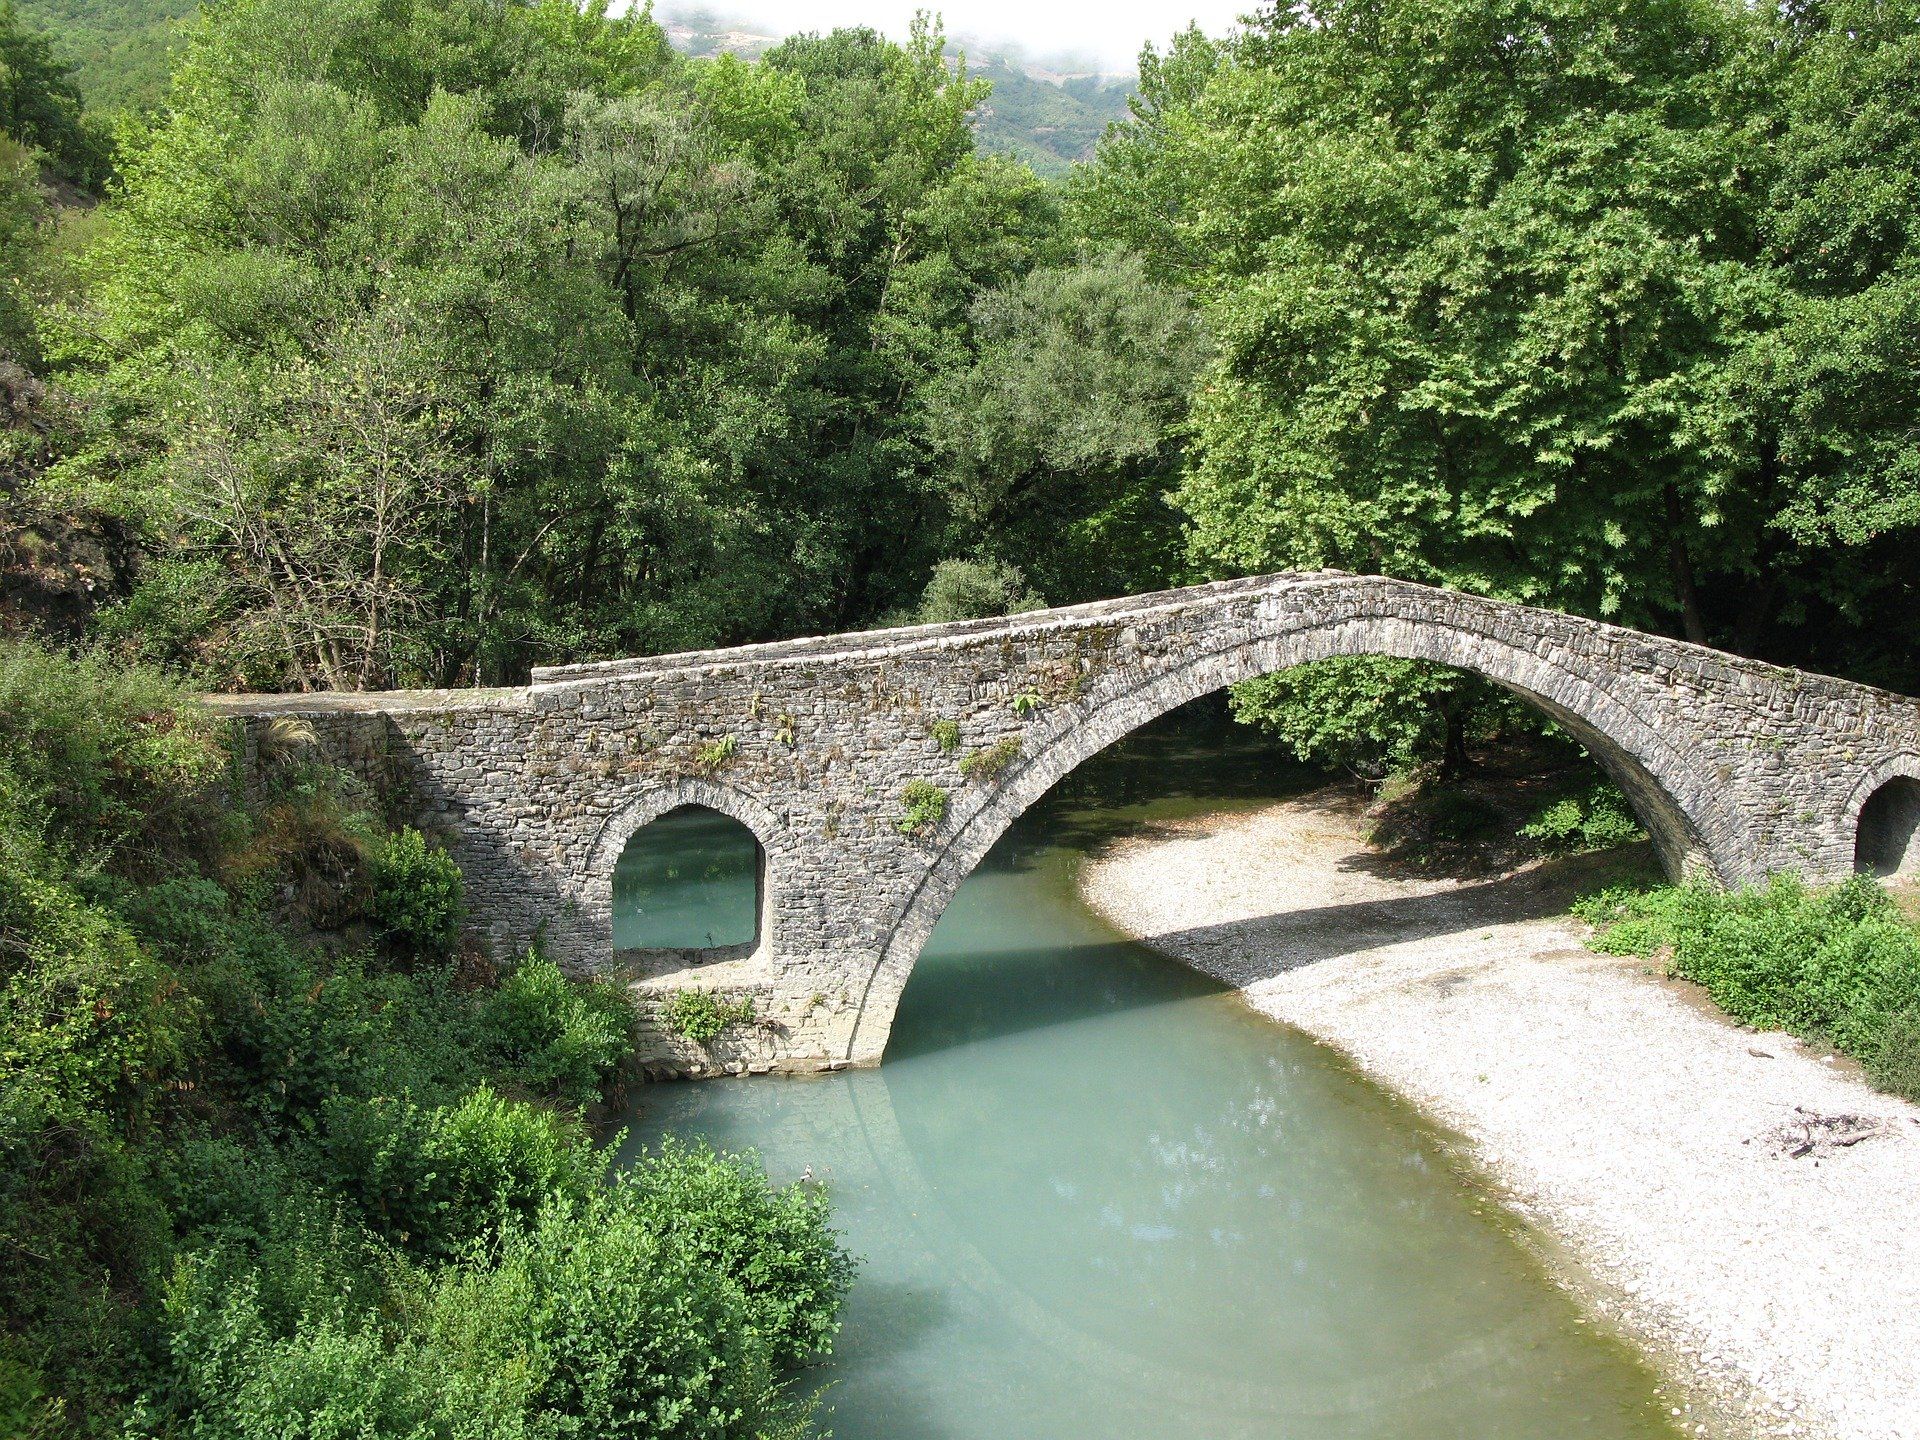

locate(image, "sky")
[[654, 2, 1254, 74]]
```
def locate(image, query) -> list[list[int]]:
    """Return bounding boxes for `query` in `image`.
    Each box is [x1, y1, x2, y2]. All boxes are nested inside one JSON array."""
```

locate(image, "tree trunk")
[[1662, 484, 1709, 646]]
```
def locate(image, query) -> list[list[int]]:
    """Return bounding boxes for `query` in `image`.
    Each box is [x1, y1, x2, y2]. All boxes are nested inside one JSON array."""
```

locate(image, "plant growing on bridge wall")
[[959, 737, 1021, 783], [897, 779, 949, 835], [1011, 691, 1042, 718], [693, 733, 738, 775], [929, 719, 961, 751], [661, 988, 756, 1045], [775, 712, 796, 748]]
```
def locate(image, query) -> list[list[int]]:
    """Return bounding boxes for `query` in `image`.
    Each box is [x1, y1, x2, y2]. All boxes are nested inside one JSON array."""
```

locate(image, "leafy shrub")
[[426, 1177, 812, 1440], [1578, 876, 1920, 1098], [366, 828, 463, 954], [478, 954, 633, 1108], [142, 1262, 446, 1440], [896, 779, 948, 835], [662, 989, 756, 1045], [0, 640, 222, 868], [321, 1086, 603, 1258], [1231, 657, 1523, 778], [1519, 782, 1643, 853], [619, 1138, 854, 1369], [928, 719, 961, 751], [958, 737, 1020, 783], [907, 558, 1045, 624], [146, 1147, 848, 1440]]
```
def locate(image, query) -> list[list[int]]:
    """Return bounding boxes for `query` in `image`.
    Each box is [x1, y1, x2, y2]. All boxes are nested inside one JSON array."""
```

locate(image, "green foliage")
[[40, 0, 1112, 687], [921, 255, 1207, 603], [896, 778, 948, 835], [904, 557, 1045, 625], [0, 1, 112, 186], [958, 736, 1021, 784], [144, 1144, 848, 1440], [478, 953, 633, 1109], [0, 641, 846, 1435], [366, 827, 464, 955], [1578, 876, 1920, 1097], [14, 0, 194, 114], [1010, 691, 1041, 717], [1520, 782, 1645, 854], [321, 1086, 603, 1258], [928, 718, 961, 751], [614, 1137, 853, 1369], [0, 638, 221, 866], [696, 733, 740, 774], [1231, 659, 1515, 778], [1081, 0, 1920, 690], [661, 988, 756, 1045]]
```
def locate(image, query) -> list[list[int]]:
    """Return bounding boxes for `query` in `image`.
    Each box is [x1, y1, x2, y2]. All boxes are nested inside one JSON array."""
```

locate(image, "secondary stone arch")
[[577, 776, 788, 961], [844, 611, 1737, 1063], [1846, 752, 1920, 880]]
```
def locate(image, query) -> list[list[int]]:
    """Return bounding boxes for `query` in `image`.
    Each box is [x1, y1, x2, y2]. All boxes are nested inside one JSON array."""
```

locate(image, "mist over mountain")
[[660, 5, 1134, 177]]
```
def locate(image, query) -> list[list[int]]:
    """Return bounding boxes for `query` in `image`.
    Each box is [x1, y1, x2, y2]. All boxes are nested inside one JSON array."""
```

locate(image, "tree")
[[0, 0, 110, 188], [1074, 0, 1920, 764], [921, 252, 1207, 603]]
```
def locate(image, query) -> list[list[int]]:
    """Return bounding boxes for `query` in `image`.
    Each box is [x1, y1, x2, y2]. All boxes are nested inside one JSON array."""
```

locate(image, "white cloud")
[[652, 1, 1252, 74]]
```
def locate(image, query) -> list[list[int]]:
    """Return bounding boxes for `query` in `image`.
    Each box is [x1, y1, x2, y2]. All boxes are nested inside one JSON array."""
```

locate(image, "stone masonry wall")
[[209, 571, 1920, 1075]]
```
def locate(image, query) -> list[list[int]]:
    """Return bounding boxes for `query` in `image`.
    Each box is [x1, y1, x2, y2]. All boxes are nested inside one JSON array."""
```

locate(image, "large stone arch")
[[574, 776, 789, 963], [843, 611, 1737, 1063]]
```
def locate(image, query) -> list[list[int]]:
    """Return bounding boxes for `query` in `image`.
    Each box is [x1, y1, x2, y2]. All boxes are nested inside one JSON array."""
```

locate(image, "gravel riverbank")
[[1079, 788, 1920, 1440]]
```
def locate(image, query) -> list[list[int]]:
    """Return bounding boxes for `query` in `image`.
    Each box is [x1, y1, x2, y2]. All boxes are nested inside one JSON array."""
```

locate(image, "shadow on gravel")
[[1130, 846, 1652, 979]]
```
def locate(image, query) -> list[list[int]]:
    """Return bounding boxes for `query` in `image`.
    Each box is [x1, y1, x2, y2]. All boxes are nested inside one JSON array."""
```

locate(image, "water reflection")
[[611, 804, 760, 951], [619, 706, 1681, 1440]]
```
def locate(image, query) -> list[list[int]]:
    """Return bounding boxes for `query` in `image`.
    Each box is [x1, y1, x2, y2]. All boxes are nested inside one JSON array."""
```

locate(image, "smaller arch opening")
[[1855, 776, 1920, 881], [612, 804, 765, 956]]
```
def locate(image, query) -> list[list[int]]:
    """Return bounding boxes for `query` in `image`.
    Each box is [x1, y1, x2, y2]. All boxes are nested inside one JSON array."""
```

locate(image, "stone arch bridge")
[[213, 572, 1920, 1074]]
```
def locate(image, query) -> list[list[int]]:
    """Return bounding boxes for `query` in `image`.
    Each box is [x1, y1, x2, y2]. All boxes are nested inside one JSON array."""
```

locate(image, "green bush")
[[1231, 657, 1522, 778], [620, 1138, 854, 1369], [1519, 782, 1643, 854], [479, 954, 634, 1109], [367, 828, 464, 955], [0, 640, 222, 868], [662, 989, 756, 1046], [896, 779, 948, 835], [145, 1148, 849, 1440], [1578, 876, 1920, 1098], [928, 719, 961, 751], [321, 1086, 603, 1258], [907, 558, 1045, 624]]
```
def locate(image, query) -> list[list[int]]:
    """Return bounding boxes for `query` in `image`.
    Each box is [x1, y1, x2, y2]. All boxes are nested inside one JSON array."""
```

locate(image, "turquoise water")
[[612, 804, 760, 951], [617, 713, 1680, 1440]]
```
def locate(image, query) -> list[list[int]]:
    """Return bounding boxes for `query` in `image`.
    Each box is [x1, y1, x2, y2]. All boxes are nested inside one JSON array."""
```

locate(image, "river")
[[616, 709, 1684, 1440]]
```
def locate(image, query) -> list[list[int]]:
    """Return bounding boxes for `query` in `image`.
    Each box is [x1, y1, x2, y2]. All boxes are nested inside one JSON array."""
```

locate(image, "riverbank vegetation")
[[1577, 879, 1920, 1101], [0, 637, 851, 1438]]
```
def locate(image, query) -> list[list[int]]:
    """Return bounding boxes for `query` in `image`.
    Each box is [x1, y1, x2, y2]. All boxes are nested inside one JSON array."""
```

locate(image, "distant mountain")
[[659, 6, 1134, 179], [19, 0, 1137, 174], [17, 0, 193, 111]]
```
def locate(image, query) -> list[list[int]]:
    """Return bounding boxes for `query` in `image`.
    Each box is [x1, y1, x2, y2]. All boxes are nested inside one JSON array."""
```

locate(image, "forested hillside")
[[662, 6, 1133, 176], [18, 0, 1137, 172], [14, 0, 193, 109]]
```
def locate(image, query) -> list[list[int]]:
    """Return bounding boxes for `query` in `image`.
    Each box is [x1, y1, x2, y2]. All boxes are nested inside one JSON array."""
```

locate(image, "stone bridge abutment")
[[210, 572, 1920, 1074]]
